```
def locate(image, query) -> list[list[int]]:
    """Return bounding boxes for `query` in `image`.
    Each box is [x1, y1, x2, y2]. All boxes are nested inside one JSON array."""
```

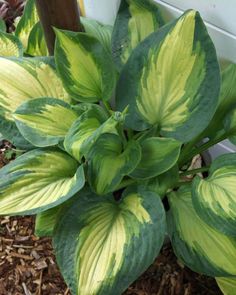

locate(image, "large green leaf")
[[216, 277, 236, 295], [0, 149, 85, 215], [112, 0, 164, 70], [81, 17, 113, 54], [116, 10, 220, 142], [130, 137, 181, 179], [218, 64, 236, 114], [168, 188, 236, 277], [192, 153, 236, 237], [0, 57, 70, 146], [26, 22, 48, 56], [206, 64, 236, 135], [55, 29, 116, 103], [0, 31, 23, 57], [14, 98, 79, 147], [64, 107, 122, 161], [88, 133, 141, 195], [223, 108, 236, 145], [144, 165, 179, 198], [53, 186, 166, 295], [15, 0, 39, 49]]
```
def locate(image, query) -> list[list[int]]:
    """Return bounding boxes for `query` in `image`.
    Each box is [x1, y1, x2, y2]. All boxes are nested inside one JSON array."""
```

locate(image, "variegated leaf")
[[216, 277, 236, 295], [14, 98, 79, 147], [55, 29, 116, 103], [192, 153, 236, 237], [0, 149, 85, 215], [88, 133, 141, 195], [116, 10, 220, 142], [0, 31, 23, 57], [168, 188, 236, 277], [130, 137, 181, 179], [81, 17, 113, 54], [0, 57, 70, 146], [53, 186, 166, 295], [64, 106, 120, 161], [15, 0, 39, 49], [112, 0, 164, 70], [26, 22, 48, 56]]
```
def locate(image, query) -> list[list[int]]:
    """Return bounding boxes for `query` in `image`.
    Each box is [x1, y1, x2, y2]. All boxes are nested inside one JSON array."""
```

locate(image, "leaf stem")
[[102, 101, 112, 115], [180, 166, 210, 176], [179, 131, 231, 167], [116, 178, 136, 190], [127, 129, 134, 140]]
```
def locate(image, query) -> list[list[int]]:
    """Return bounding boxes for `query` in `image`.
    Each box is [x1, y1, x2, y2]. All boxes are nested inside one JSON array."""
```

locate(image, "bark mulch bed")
[[0, 214, 222, 295], [0, 142, 222, 295]]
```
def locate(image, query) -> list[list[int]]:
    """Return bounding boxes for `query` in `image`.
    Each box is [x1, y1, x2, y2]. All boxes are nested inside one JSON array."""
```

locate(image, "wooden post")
[[35, 0, 83, 55]]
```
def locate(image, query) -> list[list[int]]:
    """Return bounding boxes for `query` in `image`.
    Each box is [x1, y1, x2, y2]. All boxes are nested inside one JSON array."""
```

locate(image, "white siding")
[[154, 0, 236, 64]]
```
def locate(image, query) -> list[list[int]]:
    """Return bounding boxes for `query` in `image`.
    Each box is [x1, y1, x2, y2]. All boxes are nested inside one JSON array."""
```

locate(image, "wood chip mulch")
[[0, 141, 222, 295]]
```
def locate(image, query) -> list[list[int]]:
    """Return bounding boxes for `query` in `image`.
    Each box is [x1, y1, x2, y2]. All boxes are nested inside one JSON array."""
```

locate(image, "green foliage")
[[0, 0, 236, 294], [0, 18, 6, 32]]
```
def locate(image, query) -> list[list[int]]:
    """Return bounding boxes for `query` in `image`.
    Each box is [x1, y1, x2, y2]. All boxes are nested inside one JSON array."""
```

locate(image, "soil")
[[0, 142, 222, 295]]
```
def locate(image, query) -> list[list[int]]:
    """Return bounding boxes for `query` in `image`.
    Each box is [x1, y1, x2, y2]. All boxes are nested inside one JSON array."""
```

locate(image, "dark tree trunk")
[[36, 0, 83, 55]]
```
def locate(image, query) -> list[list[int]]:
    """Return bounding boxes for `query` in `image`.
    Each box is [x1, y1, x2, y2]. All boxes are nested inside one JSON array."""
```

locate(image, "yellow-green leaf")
[[81, 17, 113, 54], [0, 149, 85, 215], [26, 22, 48, 56], [55, 29, 116, 103], [15, 0, 39, 49], [0, 31, 23, 57], [88, 133, 141, 195], [53, 186, 166, 295], [64, 107, 123, 161], [116, 10, 220, 142], [130, 137, 181, 179], [0, 57, 70, 146], [192, 153, 236, 237], [112, 0, 164, 70], [168, 188, 236, 277], [14, 98, 79, 147], [216, 277, 236, 295]]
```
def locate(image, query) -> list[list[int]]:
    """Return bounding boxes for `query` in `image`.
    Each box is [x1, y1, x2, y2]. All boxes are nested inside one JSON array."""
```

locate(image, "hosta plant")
[[1, 0, 236, 294]]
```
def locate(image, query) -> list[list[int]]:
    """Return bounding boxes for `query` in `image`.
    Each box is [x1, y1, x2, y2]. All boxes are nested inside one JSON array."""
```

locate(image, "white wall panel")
[[157, 0, 236, 35], [154, 0, 236, 64]]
